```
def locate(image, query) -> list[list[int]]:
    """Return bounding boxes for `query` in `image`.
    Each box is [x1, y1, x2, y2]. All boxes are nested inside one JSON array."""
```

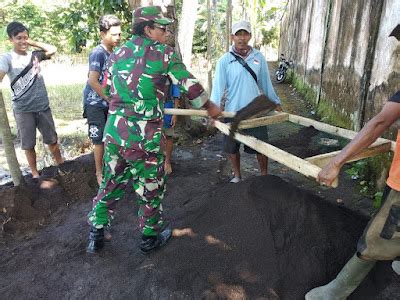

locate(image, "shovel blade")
[[229, 95, 277, 138]]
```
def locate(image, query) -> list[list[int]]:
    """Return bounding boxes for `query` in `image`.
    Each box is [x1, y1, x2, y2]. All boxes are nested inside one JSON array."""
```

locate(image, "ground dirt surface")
[[1, 64, 399, 299]]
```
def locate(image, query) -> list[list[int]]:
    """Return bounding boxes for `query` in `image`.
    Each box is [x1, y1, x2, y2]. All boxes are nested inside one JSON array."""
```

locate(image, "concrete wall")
[[279, 0, 400, 132]]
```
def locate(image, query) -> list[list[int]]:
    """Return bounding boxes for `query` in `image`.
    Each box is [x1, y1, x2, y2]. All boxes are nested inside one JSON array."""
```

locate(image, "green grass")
[[47, 84, 84, 121], [291, 74, 317, 104], [317, 97, 352, 129], [2, 83, 84, 121]]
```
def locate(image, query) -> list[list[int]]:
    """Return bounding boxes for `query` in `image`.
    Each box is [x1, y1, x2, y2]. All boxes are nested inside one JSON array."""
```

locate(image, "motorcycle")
[[275, 54, 293, 83]]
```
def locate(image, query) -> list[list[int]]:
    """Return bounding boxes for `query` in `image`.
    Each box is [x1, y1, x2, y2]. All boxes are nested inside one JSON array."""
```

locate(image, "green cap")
[[133, 6, 173, 25]]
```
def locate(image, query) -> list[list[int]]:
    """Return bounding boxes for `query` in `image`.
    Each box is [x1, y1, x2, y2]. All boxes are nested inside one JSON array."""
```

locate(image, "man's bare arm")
[[88, 71, 109, 102], [27, 40, 57, 58], [318, 101, 400, 186], [334, 102, 400, 167]]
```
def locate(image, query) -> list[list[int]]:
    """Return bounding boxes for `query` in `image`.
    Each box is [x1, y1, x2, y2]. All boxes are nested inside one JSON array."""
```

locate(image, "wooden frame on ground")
[[165, 109, 394, 187]]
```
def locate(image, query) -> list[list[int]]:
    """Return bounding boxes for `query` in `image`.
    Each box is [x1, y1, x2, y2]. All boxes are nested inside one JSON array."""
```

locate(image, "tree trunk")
[[128, 0, 173, 10], [207, 0, 212, 93], [178, 0, 198, 67], [128, 0, 143, 9], [0, 90, 22, 186], [226, 0, 232, 51]]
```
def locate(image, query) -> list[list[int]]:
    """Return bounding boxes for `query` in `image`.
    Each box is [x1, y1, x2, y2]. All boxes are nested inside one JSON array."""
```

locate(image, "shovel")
[[164, 95, 278, 139], [228, 94, 277, 139]]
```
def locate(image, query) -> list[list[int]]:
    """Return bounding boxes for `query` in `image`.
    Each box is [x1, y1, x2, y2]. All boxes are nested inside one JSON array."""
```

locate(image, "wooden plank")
[[288, 114, 396, 151], [214, 120, 338, 187], [165, 109, 287, 129], [305, 141, 392, 168], [238, 112, 289, 129], [164, 108, 235, 118]]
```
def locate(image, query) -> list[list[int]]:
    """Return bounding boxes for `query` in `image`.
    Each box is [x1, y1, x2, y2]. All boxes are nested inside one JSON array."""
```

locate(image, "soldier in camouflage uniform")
[[86, 6, 221, 254]]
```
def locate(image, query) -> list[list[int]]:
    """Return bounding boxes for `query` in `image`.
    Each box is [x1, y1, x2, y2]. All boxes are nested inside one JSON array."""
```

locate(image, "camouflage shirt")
[[102, 34, 207, 149]]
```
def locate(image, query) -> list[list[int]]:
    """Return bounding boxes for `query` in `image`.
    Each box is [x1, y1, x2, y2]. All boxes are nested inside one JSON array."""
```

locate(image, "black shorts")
[[84, 105, 108, 145], [223, 118, 269, 154]]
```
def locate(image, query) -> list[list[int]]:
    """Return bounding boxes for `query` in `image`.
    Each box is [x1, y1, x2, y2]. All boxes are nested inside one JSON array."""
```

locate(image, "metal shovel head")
[[229, 95, 277, 139]]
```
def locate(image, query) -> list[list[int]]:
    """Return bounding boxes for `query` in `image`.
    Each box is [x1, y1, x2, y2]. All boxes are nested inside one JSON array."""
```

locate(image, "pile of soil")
[[0, 133, 398, 299]]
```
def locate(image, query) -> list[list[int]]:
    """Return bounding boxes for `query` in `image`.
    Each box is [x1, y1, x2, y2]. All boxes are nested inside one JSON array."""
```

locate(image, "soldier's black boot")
[[86, 227, 104, 254], [139, 228, 172, 255]]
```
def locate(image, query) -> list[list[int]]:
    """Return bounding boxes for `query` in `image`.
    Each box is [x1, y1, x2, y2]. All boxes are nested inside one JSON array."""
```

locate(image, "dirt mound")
[[0, 155, 98, 238], [270, 125, 343, 158], [164, 175, 398, 299], [1, 155, 398, 299]]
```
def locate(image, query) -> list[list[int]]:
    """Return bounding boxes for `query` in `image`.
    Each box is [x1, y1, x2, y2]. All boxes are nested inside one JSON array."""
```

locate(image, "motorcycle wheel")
[[276, 71, 286, 83]]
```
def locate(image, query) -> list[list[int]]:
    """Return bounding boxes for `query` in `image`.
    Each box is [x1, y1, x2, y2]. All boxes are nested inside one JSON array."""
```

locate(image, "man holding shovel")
[[86, 6, 221, 255], [211, 20, 282, 183]]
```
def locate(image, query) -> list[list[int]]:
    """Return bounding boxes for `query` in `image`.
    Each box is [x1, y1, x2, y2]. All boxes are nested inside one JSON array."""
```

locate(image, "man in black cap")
[[306, 24, 400, 299]]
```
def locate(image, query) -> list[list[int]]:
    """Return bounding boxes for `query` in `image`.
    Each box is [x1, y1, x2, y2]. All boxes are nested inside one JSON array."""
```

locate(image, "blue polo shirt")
[[211, 46, 280, 112]]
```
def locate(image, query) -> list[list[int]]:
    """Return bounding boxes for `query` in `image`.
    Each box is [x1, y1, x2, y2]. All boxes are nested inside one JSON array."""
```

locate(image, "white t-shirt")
[[0, 50, 49, 113]]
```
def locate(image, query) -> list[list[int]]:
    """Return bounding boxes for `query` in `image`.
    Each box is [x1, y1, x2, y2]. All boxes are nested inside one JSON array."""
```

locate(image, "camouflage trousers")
[[88, 142, 166, 237], [357, 185, 400, 260]]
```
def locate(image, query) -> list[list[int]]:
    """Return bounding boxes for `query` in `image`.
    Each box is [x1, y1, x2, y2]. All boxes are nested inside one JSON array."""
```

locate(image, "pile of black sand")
[[1, 159, 398, 299]]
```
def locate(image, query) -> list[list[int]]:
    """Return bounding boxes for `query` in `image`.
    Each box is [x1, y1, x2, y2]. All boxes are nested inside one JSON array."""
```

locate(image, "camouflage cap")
[[133, 6, 173, 25]]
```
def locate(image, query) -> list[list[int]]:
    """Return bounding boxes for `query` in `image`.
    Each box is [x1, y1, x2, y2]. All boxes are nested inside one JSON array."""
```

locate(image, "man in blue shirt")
[[211, 20, 281, 183], [83, 15, 121, 185]]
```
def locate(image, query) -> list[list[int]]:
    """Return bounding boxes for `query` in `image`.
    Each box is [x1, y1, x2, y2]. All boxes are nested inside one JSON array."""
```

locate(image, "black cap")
[[389, 24, 400, 41]]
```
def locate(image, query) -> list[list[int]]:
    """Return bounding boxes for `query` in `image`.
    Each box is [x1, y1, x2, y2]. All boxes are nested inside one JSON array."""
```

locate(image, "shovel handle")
[[164, 108, 235, 118]]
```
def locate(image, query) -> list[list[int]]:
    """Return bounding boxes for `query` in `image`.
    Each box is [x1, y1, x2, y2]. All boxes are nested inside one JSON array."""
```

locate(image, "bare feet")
[[165, 161, 172, 175]]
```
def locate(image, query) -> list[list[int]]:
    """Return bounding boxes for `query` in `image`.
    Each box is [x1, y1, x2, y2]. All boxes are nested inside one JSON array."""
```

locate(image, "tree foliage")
[[255, 5, 284, 49], [193, 0, 228, 57], [56, 0, 132, 52], [0, 0, 132, 53], [1, 0, 284, 54], [0, 2, 58, 52]]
